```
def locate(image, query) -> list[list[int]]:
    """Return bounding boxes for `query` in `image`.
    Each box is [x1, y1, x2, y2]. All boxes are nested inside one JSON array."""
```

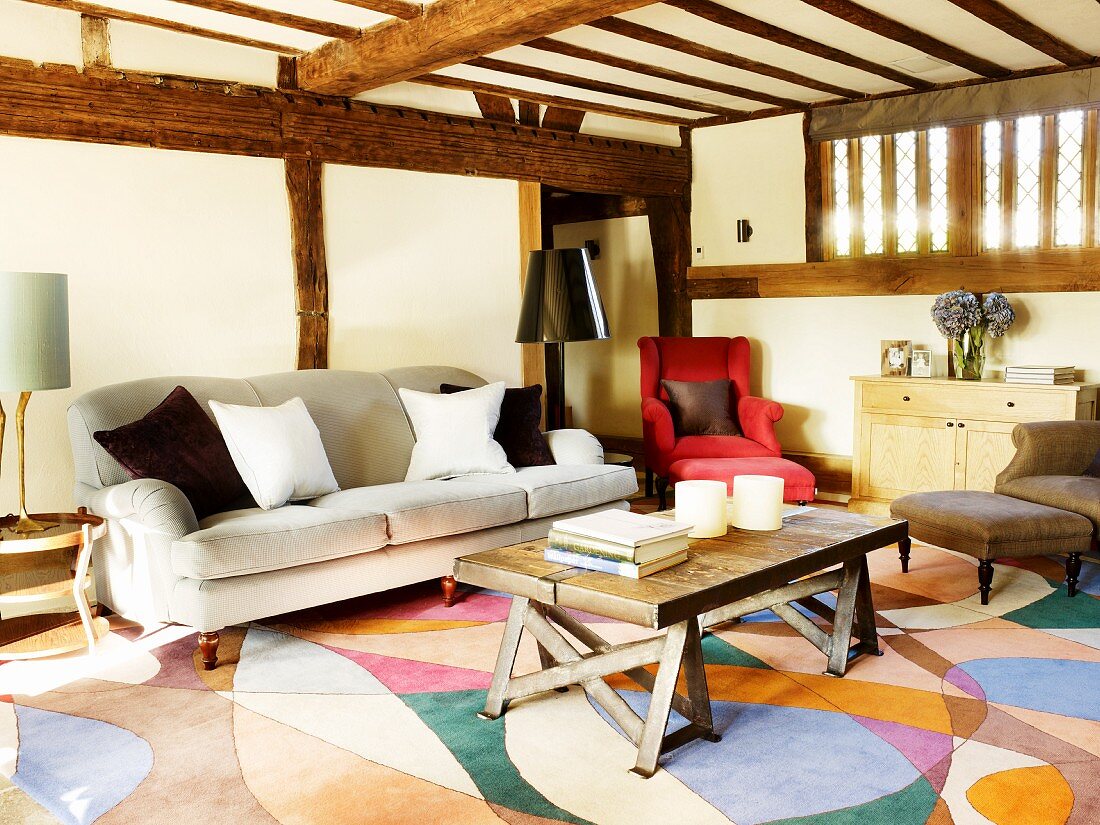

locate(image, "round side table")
[[0, 509, 108, 659], [603, 452, 635, 468]]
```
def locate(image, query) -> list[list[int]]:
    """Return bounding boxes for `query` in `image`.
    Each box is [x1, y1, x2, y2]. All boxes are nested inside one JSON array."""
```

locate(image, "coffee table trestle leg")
[[480, 596, 530, 720]]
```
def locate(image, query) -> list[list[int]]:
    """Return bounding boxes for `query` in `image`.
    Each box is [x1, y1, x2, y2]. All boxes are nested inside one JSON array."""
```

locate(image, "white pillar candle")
[[729, 475, 784, 531], [674, 480, 728, 538]]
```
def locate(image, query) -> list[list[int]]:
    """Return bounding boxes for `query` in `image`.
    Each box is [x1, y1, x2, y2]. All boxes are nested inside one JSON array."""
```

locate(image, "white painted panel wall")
[[691, 114, 1100, 458], [0, 137, 296, 511], [555, 217, 659, 438], [324, 166, 523, 386]]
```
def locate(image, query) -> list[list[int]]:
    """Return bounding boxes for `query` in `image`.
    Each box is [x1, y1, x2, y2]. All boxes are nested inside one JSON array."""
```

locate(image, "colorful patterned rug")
[[1, 538, 1098, 825]]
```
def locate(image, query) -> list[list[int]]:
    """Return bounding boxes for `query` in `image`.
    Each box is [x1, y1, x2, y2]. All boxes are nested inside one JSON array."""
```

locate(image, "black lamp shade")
[[516, 249, 610, 344]]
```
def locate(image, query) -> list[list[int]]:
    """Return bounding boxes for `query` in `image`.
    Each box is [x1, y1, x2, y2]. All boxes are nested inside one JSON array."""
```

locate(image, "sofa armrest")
[[543, 429, 605, 465], [79, 478, 199, 539], [737, 396, 784, 456], [996, 420, 1100, 487]]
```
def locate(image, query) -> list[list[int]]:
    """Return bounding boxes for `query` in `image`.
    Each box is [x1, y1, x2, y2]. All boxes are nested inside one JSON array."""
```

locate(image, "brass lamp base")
[[0, 392, 57, 537], [14, 511, 55, 534]]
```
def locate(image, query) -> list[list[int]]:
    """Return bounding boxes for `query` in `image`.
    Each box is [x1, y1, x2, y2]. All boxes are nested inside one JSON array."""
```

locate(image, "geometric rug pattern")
[[1, 540, 1098, 824]]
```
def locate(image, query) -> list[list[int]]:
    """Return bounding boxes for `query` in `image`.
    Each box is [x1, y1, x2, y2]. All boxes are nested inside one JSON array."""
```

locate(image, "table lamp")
[[516, 248, 610, 430], [0, 272, 71, 533]]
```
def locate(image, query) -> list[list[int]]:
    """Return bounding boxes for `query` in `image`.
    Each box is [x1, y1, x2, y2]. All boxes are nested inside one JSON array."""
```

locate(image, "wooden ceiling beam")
[[664, 0, 934, 90], [541, 107, 585, 132], [588, 17, 864, 99], [413, 73, 695, 125], [474, 92, 517, 123], [525, 37, 808, 110], [797, 0, 1011, 78], [467, 56, 748, 117], [165, 0, 359, 40], [519, 100, 541, 126], [80, 14, 111, 68], [17, 0, 302, 54], [296, 0, 662, 96], [331, 0, 423, 21], [943, 0, 1095, 66]]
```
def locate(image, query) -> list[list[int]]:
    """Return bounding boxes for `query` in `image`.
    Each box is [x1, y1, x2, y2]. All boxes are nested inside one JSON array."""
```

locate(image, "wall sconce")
[[736, 219, 753, 243]]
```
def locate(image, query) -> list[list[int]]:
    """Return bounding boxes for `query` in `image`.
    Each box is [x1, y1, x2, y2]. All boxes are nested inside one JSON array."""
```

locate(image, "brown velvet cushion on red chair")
[[440, 383, 555, 468], [660, 378, 741, 437], [94, 385, 249, 520]]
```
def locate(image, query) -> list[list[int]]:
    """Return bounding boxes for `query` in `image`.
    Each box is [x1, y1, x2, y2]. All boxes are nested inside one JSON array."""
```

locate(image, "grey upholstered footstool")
[[889, 491, 1093, 605]]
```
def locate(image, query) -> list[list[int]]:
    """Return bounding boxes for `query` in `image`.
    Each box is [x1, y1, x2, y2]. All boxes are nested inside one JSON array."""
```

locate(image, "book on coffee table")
[[543, 546, 689, 579]]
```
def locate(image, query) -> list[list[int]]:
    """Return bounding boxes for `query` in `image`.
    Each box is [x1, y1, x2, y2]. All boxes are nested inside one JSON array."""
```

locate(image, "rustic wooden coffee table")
[[454, 508, 907, 777]]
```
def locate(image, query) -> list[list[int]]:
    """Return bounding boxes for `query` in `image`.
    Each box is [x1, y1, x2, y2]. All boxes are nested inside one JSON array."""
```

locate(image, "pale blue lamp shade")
[[0, 272, 71, 391]]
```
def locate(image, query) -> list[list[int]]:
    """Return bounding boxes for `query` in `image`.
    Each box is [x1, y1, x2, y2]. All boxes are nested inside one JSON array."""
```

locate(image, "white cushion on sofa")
[[399, 382, 514, 481], [210, 397, 339, 509], [451, 464, 638, 519], [310, 479, 527, 544], [173, 506, 387, 580]]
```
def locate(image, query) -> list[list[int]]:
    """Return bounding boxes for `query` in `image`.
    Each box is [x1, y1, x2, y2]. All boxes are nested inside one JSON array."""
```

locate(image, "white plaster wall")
[[555, 217, 659, 437], [691, 114, 1100, 458], [324, 166, 523, 386], [0, 137, 296, 511]]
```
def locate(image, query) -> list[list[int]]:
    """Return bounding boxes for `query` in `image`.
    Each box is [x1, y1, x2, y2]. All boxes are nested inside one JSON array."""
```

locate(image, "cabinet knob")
[[958, 422, 966, 429], [902, 395, 911, 401], [946, 422, 955, 427], [1007, 401, 1015, 408]]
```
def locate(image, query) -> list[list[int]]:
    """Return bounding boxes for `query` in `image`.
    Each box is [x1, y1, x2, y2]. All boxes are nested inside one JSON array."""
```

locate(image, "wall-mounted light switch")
[[695, 245, 705, 259]]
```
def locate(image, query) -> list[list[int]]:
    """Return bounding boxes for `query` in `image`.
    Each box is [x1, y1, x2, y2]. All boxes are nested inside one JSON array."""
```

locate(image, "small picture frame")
[[881, 340, 912, 377], [910, 349, 932, 378]]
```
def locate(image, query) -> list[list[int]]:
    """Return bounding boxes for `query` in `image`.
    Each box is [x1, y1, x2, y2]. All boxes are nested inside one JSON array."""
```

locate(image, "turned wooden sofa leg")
[[441, 575, 458, 608], [198, 631, 220, 671], [656, 477, 669, 511], [898, 537, 912, 573], [978, 560, 994, 606], [1066, 552, 1082, 597]]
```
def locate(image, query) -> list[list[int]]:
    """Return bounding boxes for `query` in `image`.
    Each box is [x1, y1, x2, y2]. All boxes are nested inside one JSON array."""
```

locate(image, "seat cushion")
[[173, 506, 388, 580], [670, 457, 815, 501], [453, 464, 638, 519], [997, 476, 1100, 532], [668, 435, 777, 464], [890, 491, 1093, 560], [310, 480, 527, 544]]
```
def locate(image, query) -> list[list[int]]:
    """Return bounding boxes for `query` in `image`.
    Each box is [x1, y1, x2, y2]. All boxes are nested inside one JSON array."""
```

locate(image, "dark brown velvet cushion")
[[660, 378, 741, 437], [440, 383, 555, 468], [94, 386, 249, 520], [1085, 448, 1100, 478]]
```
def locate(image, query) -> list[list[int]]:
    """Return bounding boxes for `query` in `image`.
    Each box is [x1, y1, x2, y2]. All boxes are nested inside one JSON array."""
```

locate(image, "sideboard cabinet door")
[[953, 419, 1018, 492], [858, 413, 956, 501]]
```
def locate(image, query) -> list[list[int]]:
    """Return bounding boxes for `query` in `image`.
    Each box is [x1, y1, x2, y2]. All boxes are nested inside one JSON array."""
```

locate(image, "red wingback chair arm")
[[641, 397, 677, 475], [737, 396, 784, 456]]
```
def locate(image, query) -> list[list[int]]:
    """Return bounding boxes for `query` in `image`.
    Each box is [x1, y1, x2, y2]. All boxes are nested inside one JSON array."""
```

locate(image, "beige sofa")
[[68, 366, 637, 668]]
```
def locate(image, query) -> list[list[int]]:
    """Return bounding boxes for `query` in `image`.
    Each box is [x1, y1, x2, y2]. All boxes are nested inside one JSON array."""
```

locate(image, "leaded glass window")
[[1055, 110, 1085, 247], [1014, 115, 1042, 248], [861, 135, 884, 254], [833, 140, 851, 257], [982, 121, 1002, 250], [895, 131, 918, 253], [928, 127, 949, 253]]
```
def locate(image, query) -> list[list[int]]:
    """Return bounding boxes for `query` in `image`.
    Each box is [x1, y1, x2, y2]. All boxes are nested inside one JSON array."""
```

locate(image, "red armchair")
[[638, 336, 784, 508]]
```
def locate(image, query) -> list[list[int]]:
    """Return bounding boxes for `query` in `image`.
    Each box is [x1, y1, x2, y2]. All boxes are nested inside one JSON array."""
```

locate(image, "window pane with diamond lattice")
[[895, 131, 918, 253], [1055, 110, 1084, 247], [833, 140, 851, 257], [1015, 115, 1042, 248], [861, 135, 884, 254], [928, 127, 949, 252], [983, 121, 1002, 250]]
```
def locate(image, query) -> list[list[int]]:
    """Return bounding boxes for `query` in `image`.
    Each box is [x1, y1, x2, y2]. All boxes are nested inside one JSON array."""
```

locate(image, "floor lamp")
[[516, 249, 610, 431], [0, 272, 71, 533]]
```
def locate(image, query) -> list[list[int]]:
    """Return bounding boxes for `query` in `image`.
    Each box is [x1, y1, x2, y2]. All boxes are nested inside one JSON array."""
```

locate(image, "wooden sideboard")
[[849, 375, 1099, 515]]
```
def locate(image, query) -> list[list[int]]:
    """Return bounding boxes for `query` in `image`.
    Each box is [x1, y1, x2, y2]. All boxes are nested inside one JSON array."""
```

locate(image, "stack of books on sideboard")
[[544, 509, 693, 578], [1005, 365, 1075, 385]]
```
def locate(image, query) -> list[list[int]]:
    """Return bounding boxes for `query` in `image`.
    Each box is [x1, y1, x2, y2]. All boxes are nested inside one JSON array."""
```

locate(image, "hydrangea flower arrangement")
[[931, 290, 1015, 380]]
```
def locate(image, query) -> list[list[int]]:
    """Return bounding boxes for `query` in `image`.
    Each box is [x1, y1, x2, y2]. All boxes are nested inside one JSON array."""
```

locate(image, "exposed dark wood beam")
[[0, 57, 690, 197], [525, 37, 807, 110], [277, 56, 298, 89], [588, 17, 864, 99], [797, 0, 1011, 78], [543, 191, 646, 224], [474, 92, 517, 123], [803, 113, 824, 262], [296, 0, 662, 95], [80, 14, 110, 68], [648, 195, 693, 336], [167, 0, 359, 40], [17, 0, 302, 54], [541, 107, 585, 132], [664, 0, 935, 90], [286, 158, 329, 370], [468, 56, 749, 117], [413, 73, 694, 125], [332, 0, 423, 21], [943, 0, 1095, 66]]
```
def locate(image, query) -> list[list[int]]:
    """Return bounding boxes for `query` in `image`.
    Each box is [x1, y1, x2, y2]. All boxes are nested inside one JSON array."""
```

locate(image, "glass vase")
[[953, 327, 986, 381]]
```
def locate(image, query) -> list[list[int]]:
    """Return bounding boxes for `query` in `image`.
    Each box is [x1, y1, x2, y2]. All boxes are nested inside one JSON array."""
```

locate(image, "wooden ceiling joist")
[[332, 0, 423, 21], [295, 0, 663, 96], [413, 73, 694, 125], [797, 0, 1011, 78], [943, 0, 1096, 66], [519, 100, 540, 126], [467, 55, 748, 117], [164, 0, 360, 40], [663, 0, 934, 91], [525, 37, 807, 110], [587, 17, 864, 99], [17, 0, 302, 54], [0, 57, 690, 196], [474, 92, 517, 123], [541, 107, 585, 132]]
